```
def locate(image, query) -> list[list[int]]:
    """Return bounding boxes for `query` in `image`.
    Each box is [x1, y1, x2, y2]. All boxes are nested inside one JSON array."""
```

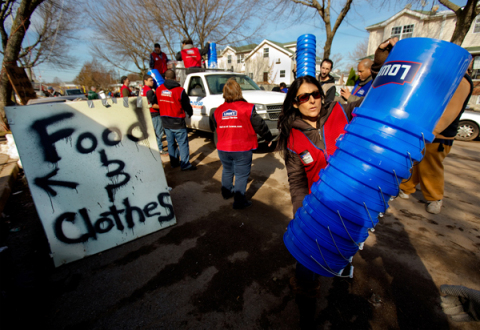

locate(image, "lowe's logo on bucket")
[[222, 110, 237, 118], [372, 61, 422, 88]]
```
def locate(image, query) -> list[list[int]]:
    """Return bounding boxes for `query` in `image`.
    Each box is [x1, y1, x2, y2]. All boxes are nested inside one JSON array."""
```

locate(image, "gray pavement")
[[0, 131, 479, 329]]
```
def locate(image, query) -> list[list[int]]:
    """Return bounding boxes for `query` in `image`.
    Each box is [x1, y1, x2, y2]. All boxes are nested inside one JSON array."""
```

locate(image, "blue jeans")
[[151, 115, 164, 151], [218, 150, 253, 195], [164, 128, 192, 169]]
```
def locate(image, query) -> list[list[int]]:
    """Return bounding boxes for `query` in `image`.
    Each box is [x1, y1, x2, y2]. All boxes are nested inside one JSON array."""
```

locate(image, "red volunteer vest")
[[156, 84, 185, 118], [181, 47, 202, 68], [120, 85, 131, 97], [214, 101, 258, 152], [288, 102, 349, 192], [142, 85, 157, 113], [151, 52, 168, 74]]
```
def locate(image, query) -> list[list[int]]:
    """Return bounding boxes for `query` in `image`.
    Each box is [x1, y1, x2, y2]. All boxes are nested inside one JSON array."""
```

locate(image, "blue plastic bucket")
[[284, 37, 471, 277]]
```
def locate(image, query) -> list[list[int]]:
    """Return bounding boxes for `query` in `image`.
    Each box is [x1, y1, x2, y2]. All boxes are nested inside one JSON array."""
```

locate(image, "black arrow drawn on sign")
[[34, 168, 79, 196]]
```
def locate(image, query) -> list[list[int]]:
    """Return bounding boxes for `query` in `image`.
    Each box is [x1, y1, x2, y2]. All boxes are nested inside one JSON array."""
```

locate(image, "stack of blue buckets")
[[296, 34, 317, 78], [208, 43, 218, 68], [147, 69, 165, 90], [284, 37, 471, 277]]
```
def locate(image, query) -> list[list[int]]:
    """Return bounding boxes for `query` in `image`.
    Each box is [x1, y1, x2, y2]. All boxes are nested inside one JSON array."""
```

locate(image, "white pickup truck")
[[180, 71, 286, 141]]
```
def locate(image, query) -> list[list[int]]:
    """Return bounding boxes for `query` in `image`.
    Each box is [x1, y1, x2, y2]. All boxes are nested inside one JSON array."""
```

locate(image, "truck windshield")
[[66, 89, 83, 95], [205, 75, 260, 94]]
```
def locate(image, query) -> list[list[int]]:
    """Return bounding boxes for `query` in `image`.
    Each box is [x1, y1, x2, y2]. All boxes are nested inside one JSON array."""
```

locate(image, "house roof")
[[366, 8, 454, 30], [465, 46, 480, 54], [244, 39, 297, 61]]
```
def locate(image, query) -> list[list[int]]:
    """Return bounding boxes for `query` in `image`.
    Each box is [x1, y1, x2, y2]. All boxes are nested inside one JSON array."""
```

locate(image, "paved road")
[[1, 131, 479, 329]]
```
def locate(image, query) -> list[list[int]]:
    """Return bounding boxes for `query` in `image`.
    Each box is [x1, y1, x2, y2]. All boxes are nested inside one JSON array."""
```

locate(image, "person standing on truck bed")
[[175, 39, 210, 69], [213, 79, 273, 209], [156, 69, 197, 171], [150, 43, 169, 77]]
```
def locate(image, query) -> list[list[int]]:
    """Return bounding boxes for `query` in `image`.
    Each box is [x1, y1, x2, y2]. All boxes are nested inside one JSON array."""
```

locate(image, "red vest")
[[214, 101, 258, 152], [142, 85, 157, 113], [156, 84, 185, 118], [151, 52, 168, 74], [120, 85, 131, 97], [288, 102, 349, 192], [181, 47, 202, 68]]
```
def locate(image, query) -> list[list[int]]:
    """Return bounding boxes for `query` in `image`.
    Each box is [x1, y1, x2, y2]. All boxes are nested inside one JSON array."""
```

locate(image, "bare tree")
[[346, 38, 368, 69], [88, 0, 158, 75], [73, 59, 116, 91], [142, 0, 265, 50], [318, 52, 345, 71], [0, 0, 46, 125], [16, 0, 78, 80], [439, 0, 479, 45], [377, 0, 480, 45], [285, 0, 354, 59]]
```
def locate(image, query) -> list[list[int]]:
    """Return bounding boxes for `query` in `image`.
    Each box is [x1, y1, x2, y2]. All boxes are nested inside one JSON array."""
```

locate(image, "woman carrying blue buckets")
[[277, 34, 471, 328]]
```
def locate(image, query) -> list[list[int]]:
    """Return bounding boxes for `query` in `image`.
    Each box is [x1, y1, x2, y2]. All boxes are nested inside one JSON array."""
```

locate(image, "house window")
[[474, 16, 480, 33], [227, 55, 232, 64], [391, 24, 414, 39], [237, 54, 244, 63], [276, 58, 281, 64], [263, 72, 268, 82], [264, 48, 269, 58], [280, 70, 285, 78]]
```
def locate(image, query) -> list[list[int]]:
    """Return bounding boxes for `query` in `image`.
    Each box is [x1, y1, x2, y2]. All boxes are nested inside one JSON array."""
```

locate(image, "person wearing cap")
[[47, 86, 61, 97], [150, 43, 169, 76], [120, 76, 132, 97], [175, 39, 209, 69]]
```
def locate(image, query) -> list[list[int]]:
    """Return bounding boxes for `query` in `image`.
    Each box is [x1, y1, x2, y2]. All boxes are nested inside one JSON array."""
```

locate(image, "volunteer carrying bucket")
[[284, 38, 471, 277]]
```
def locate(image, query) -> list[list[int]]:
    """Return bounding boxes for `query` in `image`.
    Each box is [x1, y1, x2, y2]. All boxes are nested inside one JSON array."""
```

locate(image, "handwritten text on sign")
[[6, 98, 175, 266]]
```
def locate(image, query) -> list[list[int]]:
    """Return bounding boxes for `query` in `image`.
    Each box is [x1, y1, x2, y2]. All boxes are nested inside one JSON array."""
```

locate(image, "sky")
[[33, 0, 457, 83]]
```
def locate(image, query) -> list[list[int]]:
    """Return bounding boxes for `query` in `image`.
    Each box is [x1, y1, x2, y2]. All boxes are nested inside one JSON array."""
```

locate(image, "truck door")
[[186, 76, 208, 130]]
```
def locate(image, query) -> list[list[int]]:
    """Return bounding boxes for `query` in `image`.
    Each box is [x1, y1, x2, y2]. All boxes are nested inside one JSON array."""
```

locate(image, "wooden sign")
[[5, 97, 175, 266], [3, 65, 37, 105]]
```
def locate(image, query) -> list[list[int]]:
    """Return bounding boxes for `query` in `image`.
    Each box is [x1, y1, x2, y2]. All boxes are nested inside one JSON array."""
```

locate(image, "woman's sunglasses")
[[294, 90, 322, 104]]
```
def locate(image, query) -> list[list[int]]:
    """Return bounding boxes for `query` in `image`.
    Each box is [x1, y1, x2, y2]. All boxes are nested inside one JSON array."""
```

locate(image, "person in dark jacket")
[[318, 58, 336, 106], [213, 79, 273, 209], [150, 43, 169, 76], [277, 75, 362, 328], [340, 58, 373, 103], [156, 69, 196, 171]]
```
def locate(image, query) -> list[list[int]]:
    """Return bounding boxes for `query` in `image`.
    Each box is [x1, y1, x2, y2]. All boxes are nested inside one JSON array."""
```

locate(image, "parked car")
[[456, 110, 480, 141]]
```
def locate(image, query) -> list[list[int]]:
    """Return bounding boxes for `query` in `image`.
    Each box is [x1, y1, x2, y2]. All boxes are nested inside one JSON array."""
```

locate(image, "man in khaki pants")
[[399, 67, 473, 214]]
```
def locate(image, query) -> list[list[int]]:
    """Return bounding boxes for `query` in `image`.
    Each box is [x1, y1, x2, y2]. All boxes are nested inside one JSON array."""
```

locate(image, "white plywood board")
[[6, 97, 175, 267]]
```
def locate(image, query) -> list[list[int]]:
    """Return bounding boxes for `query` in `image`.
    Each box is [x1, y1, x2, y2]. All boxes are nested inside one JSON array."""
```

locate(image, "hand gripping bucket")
[[284, 37, 471, 277]]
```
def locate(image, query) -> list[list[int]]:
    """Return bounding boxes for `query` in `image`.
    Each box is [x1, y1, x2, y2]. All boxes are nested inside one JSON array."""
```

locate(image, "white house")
[[218, 40, 301, 85], [365, 6, 480, 107], [365, 7, 480, 60]]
